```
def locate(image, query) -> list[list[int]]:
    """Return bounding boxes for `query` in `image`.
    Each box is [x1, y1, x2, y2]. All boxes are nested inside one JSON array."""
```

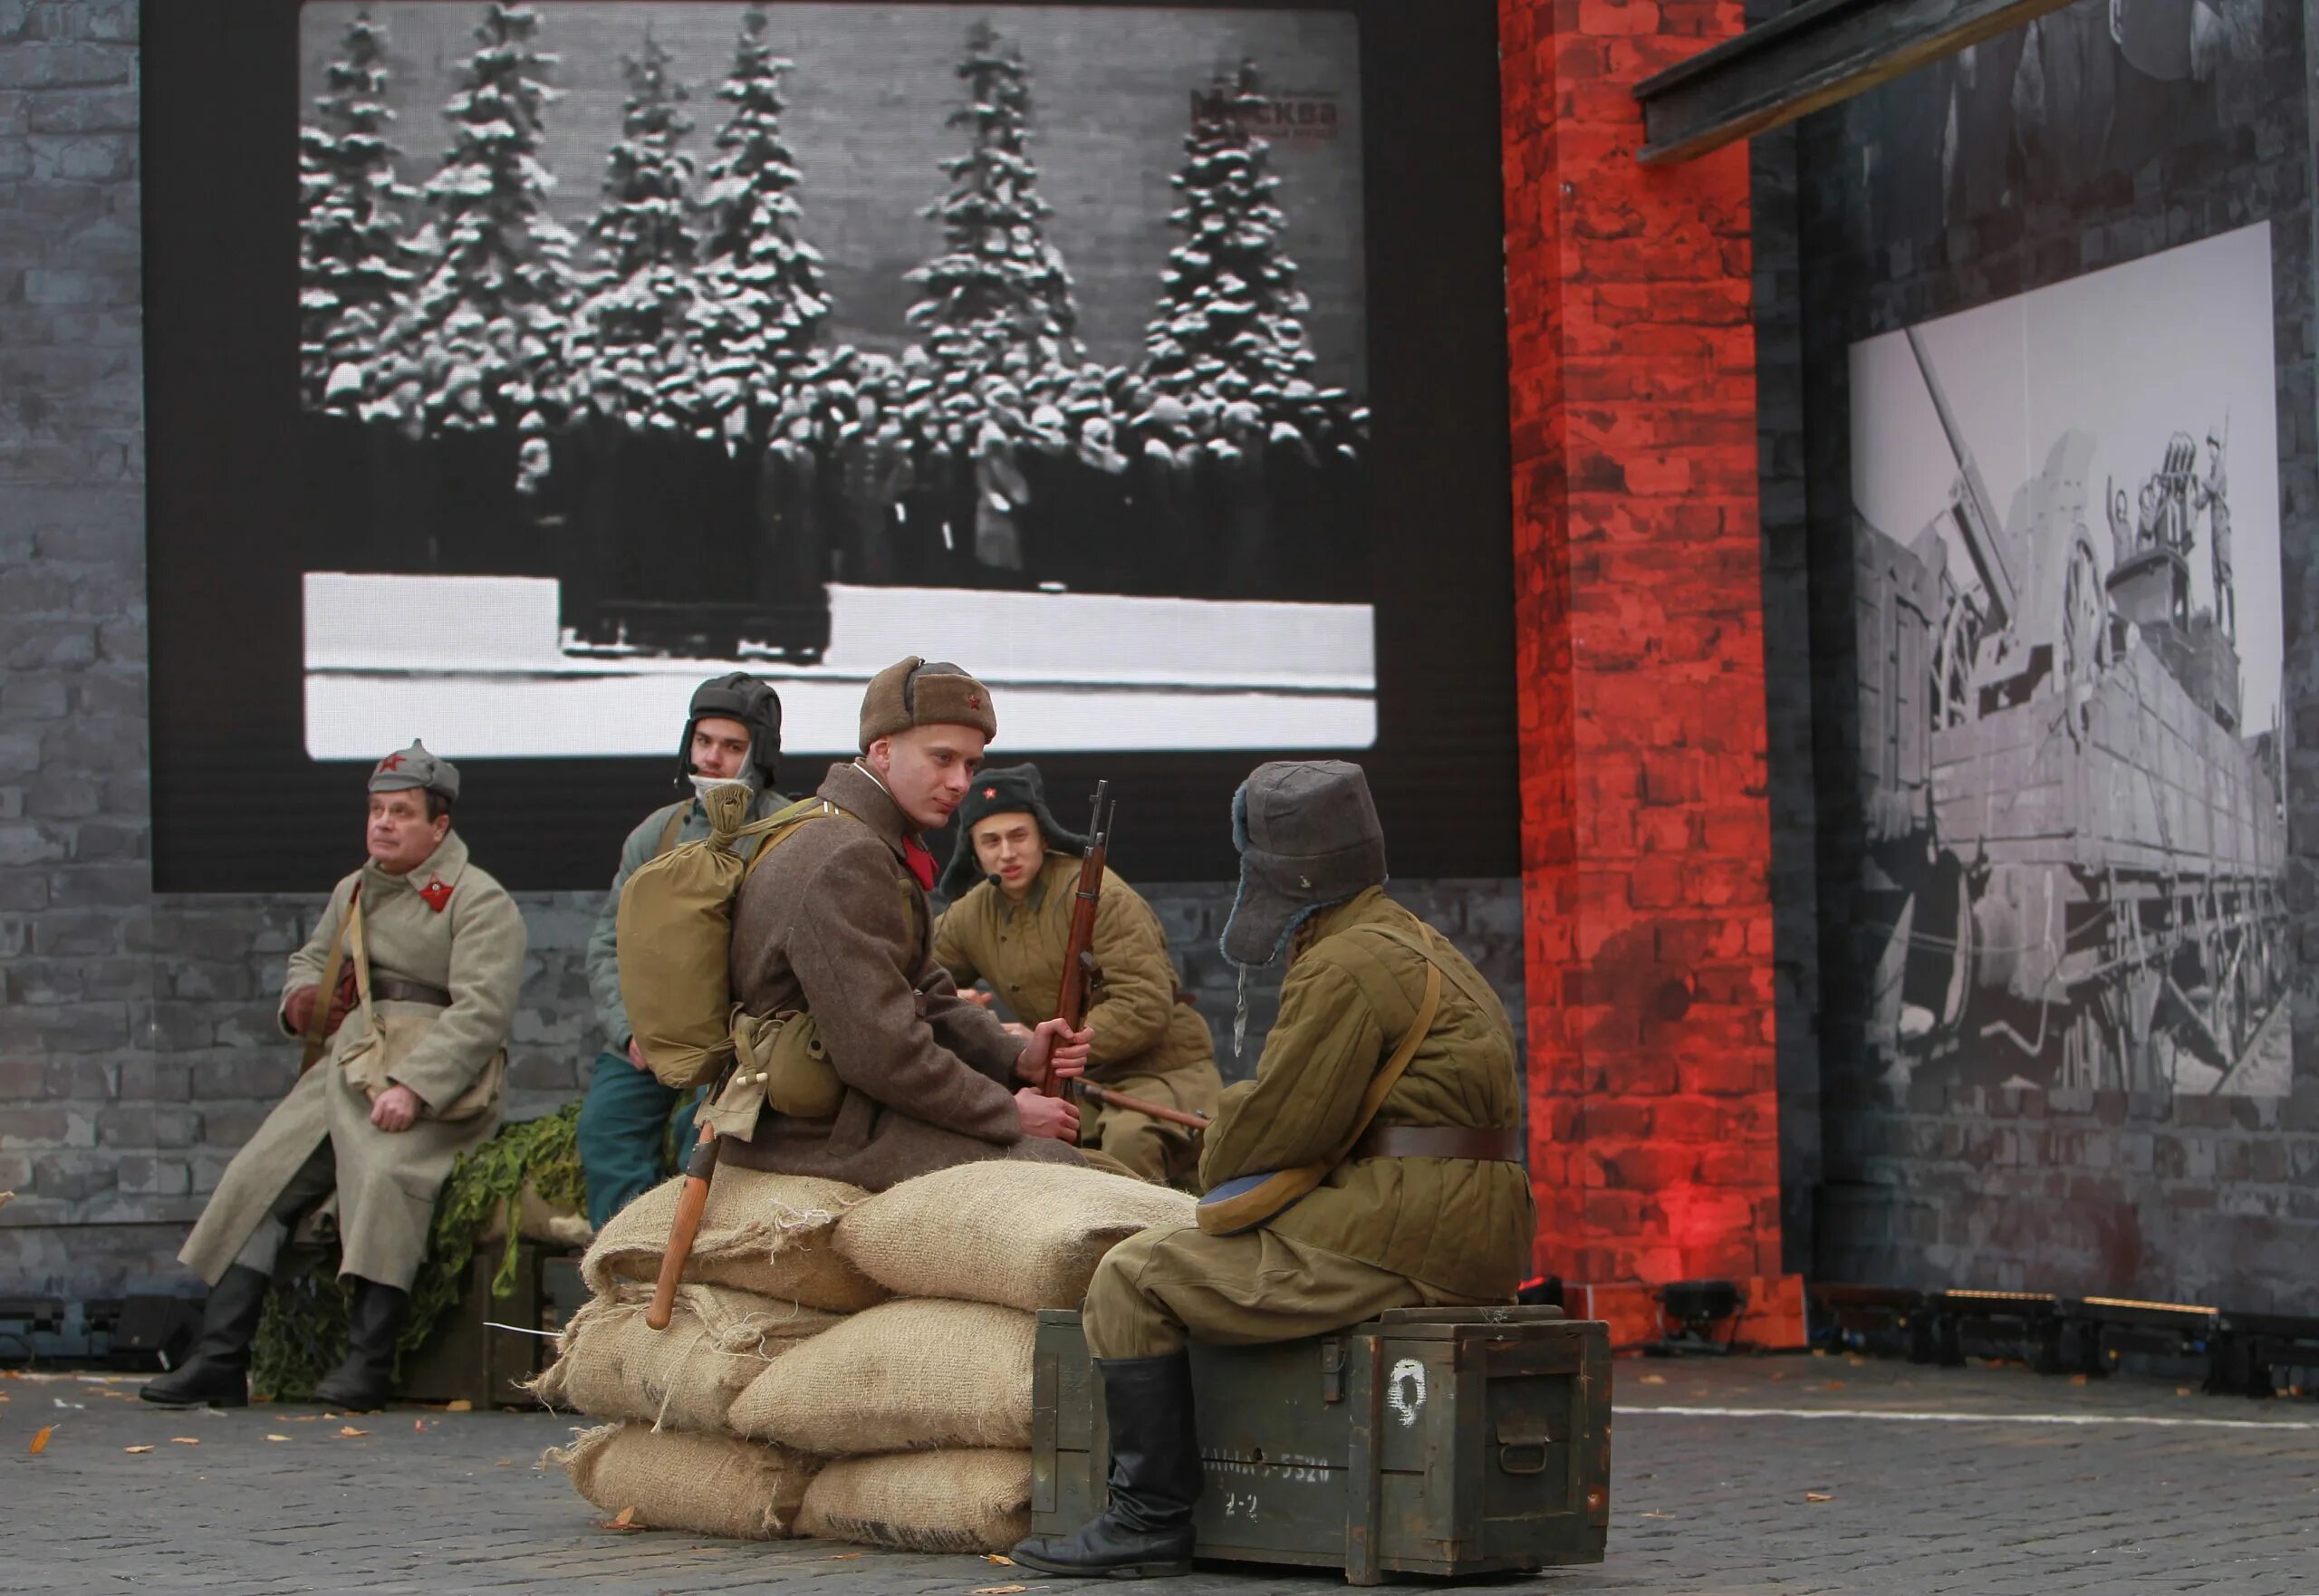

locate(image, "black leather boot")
[[140, 1265, 271, 1408], [1012, 1352, 1199, 1578], [312, 1279, 409, 1410]]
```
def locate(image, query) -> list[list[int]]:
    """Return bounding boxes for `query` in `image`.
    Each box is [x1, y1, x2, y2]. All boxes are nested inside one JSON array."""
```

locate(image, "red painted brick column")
[[1499, 0, 1800, 1347]]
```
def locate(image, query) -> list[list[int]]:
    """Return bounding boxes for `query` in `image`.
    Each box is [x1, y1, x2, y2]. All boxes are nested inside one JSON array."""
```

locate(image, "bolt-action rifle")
[[1046, 784, 1210, 1136]]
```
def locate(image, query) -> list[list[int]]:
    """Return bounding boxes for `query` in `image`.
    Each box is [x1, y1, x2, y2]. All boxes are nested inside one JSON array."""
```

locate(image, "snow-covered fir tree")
[[298, 7, 422, 410], [399, 1, 577, 426], [691, 5, 830, 408], [904, 22, 1078, 378], [573, 29, 704, 431], [1141, 61, 1316, 404]]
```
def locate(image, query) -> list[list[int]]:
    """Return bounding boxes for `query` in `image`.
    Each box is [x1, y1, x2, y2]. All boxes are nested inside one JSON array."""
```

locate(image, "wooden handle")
[[646, 1131, 719, 1332], [1080, 1082, 1210, 1130]]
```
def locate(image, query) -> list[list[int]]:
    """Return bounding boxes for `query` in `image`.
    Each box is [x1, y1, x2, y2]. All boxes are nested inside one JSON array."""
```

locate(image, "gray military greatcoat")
[[178, 831, 527, 1290]]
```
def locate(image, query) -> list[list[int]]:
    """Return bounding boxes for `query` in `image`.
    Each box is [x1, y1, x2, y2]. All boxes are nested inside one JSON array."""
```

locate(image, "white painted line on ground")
[[1616, 1403, 2319, 1431]]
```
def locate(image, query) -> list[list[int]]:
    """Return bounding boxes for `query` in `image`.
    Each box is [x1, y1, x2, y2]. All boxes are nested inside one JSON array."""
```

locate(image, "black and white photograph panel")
[[1845, 222, 2292, 1099], [295, 1, 1370, 758]]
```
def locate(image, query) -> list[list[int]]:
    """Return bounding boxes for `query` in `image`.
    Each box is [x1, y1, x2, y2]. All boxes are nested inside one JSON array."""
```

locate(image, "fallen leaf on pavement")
[[124, 1445, 155, 1454], [265, 1435, 291, 1442], [613, 1506, 637, 1525], [1638, 1510, 1675, 1520], [53, 1398, 85, 1409], [2069, 1374, 2089, 1386], [171, 1437, 200, 1446], [2177, 1387, 2194, 1397], [1640, 1374, 1666, 1385], [494, 1457, 513, 1467], [445, 1399, 473, 1412], [820, 1553, 863, 1561], [29, 1425, 54, 1455], [337, 1426, 370, 1437], [1821, 1380, 1847, 1390], [1805, 1492, 1833, 1503], [972, 1585, 1029, 1593], [413, 1419, 430, 1432], [984, 1555, 1015, 1565]]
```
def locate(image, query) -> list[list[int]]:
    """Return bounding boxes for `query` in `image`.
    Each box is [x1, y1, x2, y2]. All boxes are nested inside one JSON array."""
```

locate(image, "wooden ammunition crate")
[[1031, 1305, 1611, 1583], [397, 1242, 585, 1408]]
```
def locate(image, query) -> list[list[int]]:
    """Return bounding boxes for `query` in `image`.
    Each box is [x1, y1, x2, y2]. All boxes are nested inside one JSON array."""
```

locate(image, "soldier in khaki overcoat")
[[144, 744, 526, 1410], [1013, 761, 1535, 1579], [717, 659, 1093, 1190], [933, 764, 1220, 1183]]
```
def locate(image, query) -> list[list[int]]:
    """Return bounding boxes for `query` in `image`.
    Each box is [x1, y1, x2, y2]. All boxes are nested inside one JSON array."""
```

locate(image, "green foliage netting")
[[249, 1102, 585, 1399]]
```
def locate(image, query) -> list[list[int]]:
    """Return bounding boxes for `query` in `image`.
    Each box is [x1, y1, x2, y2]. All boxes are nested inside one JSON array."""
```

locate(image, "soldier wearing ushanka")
[[1012, 760, 1535, 1580], [933, 764, 1220, 1184], [145, 742, 527, 1411], [718, 659, 1094, 1190]]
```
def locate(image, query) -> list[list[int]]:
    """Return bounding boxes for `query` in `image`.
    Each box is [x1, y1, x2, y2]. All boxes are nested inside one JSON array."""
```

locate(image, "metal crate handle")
[[1496, 1425, 1554, 1476]]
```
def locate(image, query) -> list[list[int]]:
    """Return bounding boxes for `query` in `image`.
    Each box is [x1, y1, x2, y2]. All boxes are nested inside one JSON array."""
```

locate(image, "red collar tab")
[[900, 837, 938, 892], [419, 875, 454, 913]]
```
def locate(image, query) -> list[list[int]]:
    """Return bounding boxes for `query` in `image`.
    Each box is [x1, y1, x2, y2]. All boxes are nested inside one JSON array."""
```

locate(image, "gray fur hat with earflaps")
[[1218, 759, 1388, 968]]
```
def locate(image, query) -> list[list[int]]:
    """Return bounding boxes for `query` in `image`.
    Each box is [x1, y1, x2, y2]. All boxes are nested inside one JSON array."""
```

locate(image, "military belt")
[[370, 976, 452, 1007], [1352, 1125, 1525, 1163]]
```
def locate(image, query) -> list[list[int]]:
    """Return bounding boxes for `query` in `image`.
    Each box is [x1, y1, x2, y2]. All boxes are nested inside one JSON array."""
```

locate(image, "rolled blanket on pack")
[[546, 1421, 821, 1541], [581, 1167, 888, 1312], [833, 1162, 1195, 1311], [533, 1283, 840, 1437], [797, 1449, 1034, 1554], [729, 1298, 1035, 1454]]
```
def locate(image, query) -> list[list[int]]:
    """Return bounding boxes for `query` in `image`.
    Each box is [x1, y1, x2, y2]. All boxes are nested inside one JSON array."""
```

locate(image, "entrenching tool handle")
[[647, 1131, 719, 1332]]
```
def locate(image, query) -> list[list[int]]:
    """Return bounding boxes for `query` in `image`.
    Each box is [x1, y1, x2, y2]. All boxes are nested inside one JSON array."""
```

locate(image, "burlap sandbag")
[[729, 1298, 1034, 1454], [797, 1449, 1034, 1554], [582, 1166, 889, 1312], [834, 1161, 1196, 1310], [533, 1283, 840, 1435], [546, 1420, 820, 1540]]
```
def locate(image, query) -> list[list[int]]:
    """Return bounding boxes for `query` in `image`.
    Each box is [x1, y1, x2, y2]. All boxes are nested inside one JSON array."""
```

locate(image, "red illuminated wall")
[[1499, 0, 1795, 1340]]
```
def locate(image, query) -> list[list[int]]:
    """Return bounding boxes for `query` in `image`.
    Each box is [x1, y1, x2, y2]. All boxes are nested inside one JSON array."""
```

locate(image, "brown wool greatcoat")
[[935, 855, 1220, 1180], [178, 831, 527, 1290], [725, 762, 1081, 1190]]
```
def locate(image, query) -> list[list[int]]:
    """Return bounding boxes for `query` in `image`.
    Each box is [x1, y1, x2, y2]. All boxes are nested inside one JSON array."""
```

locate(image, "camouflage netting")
[[250, 1101, 586, 1399]]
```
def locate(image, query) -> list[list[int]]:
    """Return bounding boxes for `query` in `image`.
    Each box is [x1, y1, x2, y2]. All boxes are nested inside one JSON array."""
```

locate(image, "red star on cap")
[[377, 753, 406, 772], [983, 786, 996, 798], [966, 693, 982, 709]]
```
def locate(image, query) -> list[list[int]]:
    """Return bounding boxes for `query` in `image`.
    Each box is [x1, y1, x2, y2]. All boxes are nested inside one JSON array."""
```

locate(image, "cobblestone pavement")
[[6, 1354, 2316, 1595]]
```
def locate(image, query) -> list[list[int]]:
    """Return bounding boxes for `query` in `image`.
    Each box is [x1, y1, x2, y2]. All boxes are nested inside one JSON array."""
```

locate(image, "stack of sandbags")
[[542, 1159, 1194, 1553], [537, 1167, 881, 1539], [743, 1161, 1196, 1554]]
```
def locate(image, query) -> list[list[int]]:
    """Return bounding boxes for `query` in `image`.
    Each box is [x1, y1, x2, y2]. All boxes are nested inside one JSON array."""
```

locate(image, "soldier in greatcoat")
[[717, 659, 1092, 1189], [143, 744, 527, 1410], [576, 675, 787, 1228], [1012, 761, 1535, 1578], [933, 764, 1221, 1184]]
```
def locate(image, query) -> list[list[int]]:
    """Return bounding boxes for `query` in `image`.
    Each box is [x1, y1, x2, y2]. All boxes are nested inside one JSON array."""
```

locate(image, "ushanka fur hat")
[[858, 657, 997, 751], [1219, 759, 1387, 966], [937, 763, 1091, 899]]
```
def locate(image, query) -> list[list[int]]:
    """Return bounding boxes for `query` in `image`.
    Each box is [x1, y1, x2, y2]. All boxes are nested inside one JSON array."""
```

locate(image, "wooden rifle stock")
[[648, 1065, 733, 1332], [1075, 1079, 1210, 1131], [1044, 782, 1113, 1107]]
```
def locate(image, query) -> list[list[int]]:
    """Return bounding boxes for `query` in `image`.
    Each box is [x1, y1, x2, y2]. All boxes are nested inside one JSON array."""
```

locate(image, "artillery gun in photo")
[[1851, 330, 2288, 1094]]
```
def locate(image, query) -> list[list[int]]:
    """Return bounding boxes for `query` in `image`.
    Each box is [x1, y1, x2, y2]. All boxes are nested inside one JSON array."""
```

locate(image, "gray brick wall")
[[0, 3, 1527, 1304]]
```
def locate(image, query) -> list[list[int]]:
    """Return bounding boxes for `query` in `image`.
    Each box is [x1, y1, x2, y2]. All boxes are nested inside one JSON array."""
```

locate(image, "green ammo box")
[[396, 1242, 587, 1408], [1031, 1304, 1612, 1583]]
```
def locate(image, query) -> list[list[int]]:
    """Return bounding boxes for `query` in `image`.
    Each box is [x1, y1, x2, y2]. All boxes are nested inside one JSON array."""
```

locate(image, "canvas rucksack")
[[616, 783, 837, 1090]]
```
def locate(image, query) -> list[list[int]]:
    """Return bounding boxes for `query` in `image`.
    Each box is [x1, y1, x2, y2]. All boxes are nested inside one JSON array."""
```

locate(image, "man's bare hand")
[[370, 1083, 423, 1132], [284, 985, 320, 1034], [1016, 1016, 1091, 1085], [627, 1037, 650, 1072], [958, 986, 996, 1008], [1015, 1087, 1081, 1143], [1000, 1020, 1034, 1043]]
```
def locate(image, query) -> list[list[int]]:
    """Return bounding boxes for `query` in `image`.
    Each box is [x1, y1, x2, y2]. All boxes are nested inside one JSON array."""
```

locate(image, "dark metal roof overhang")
[[1633, 0, 2079, 165]]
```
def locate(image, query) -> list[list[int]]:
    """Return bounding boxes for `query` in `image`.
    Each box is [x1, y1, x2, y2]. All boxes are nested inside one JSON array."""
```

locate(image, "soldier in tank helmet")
[[933, 763, 1221, 1184], [575, 674, 789, 1228], [145, 743, 527, 1411], [1012, 760, 1535, 1578]]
